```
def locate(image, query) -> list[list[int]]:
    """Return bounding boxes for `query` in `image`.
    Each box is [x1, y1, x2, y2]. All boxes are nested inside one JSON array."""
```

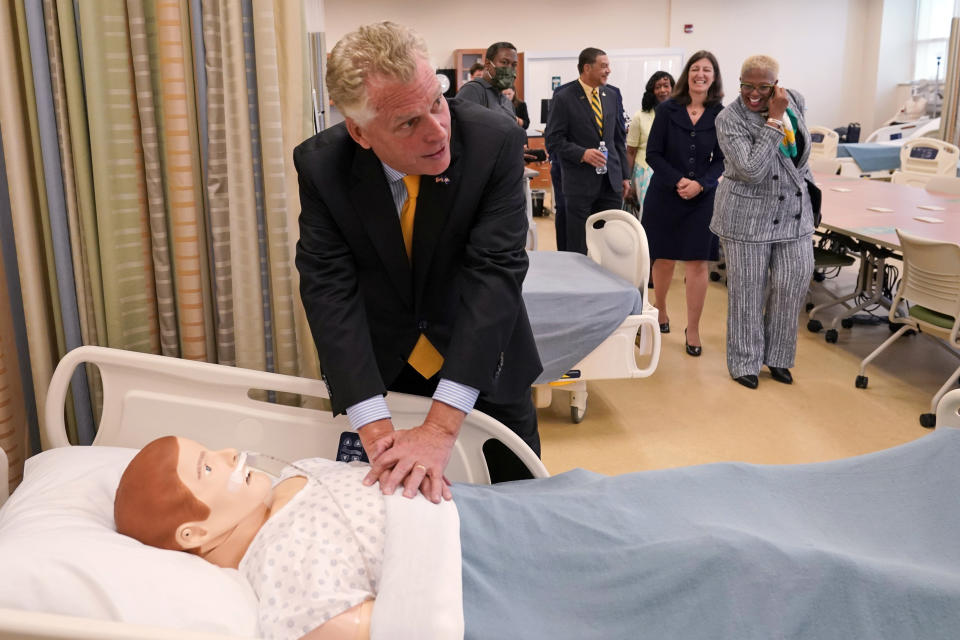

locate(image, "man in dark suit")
[[294, 22, 542, 503], [544, 48, 629, 254]]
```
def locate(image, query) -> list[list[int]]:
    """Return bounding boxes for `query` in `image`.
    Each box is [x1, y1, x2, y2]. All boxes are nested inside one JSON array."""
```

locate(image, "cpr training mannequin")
[[114, 436, 377, 640], [115, 432, 960, 640]]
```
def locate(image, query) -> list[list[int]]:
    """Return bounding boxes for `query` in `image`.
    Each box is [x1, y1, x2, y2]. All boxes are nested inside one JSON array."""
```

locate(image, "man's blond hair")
[[741, 55, 779, 78], [326, 22, 430, 124]]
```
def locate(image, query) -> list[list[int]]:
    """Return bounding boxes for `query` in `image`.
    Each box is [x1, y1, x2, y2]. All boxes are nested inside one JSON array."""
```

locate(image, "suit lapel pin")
[[435, 175, 450, 184]]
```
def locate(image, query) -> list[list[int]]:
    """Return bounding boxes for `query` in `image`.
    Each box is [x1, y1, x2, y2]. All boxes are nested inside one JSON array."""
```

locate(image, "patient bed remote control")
[[336, 431, 369, 463]]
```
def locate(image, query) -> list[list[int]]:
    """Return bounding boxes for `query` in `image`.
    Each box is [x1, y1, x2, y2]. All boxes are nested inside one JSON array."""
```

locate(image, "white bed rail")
[[936, 388, 960, 429], [0, 608, 245, 640], [44, 346, 547, 484]]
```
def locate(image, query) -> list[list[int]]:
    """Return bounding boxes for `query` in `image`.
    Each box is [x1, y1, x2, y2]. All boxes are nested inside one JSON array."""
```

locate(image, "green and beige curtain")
[[0, 0, 319, 493]]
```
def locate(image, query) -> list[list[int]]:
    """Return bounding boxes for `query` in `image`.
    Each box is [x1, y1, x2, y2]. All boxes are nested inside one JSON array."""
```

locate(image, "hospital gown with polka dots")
[[238, 458, 386, 640]]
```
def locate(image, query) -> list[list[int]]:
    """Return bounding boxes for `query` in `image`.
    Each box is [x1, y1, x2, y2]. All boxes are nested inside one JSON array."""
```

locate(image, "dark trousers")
[[550, 161, 566, 251], [563, 178, 622, 254], [389, 364, 540, 482]]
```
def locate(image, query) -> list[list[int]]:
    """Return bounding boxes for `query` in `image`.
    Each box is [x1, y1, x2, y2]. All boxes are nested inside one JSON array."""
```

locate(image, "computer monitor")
[[540, 98, 551, 124]]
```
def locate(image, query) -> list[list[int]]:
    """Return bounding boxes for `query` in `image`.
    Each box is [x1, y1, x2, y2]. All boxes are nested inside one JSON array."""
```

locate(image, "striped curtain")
[[0, 132, 30, 495], [0, 0, 317, 488]]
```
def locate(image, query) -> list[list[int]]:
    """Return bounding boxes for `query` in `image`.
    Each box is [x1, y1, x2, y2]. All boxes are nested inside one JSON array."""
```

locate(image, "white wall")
[[873, 0, 918, 132], [859, 0, 886, 136], [666, 0, 872, 131], [323, 0, 671, 69], [322, 0, 917, 136]]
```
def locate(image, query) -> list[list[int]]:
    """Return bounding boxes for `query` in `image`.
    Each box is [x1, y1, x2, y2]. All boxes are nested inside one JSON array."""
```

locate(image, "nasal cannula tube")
[[227, 451, 249, 491], [228, 451, 291, 491]]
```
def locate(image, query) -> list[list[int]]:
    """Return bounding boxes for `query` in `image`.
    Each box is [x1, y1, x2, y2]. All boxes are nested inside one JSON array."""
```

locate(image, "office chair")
[[925, 175, 960, 195], [854, 230, 960, 428], [808, 126, 839, 159], [809, 158, 841, 175], [890, 170, 936, 187], [805, 232, 857, 313]]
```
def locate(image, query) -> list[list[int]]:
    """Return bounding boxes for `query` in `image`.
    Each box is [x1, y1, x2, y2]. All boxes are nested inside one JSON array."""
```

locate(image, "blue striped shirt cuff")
[[345, 379, 478, 430], [433, 379, 479, 415], [346, 396, 391, 431]]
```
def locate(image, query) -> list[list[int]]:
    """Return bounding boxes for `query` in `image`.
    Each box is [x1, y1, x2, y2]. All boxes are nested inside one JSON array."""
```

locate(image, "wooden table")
[[808, 172, 960, 341], [816, 172, 960, 248]]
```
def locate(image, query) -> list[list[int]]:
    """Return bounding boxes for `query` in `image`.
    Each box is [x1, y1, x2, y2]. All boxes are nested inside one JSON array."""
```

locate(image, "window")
[[914, 0, 956, 81]]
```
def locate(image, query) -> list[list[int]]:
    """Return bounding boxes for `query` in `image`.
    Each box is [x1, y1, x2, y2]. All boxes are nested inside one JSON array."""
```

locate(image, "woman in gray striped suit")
[[710, 55, 816, 389]]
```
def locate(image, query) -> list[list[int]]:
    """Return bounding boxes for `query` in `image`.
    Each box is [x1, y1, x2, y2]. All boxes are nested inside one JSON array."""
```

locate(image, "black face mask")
[[489, 66, 517, 91]]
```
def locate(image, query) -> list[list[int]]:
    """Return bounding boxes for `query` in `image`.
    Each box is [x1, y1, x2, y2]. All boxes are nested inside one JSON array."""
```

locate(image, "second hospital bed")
[[525, 210, 661, 423]]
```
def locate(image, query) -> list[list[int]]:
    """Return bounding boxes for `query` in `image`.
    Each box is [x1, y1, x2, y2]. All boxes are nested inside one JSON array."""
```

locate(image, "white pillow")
[[0, 445, 259, 637]]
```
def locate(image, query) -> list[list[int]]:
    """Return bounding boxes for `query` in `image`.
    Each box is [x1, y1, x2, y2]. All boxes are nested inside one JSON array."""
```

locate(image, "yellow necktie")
[[590, 88, 603, 136], [400, 175, 444, 379], [400, 175, 419, 261]]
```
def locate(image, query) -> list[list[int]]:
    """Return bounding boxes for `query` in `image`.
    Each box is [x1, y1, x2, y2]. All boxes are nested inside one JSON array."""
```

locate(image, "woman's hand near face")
[[768, 87, 788, 120]]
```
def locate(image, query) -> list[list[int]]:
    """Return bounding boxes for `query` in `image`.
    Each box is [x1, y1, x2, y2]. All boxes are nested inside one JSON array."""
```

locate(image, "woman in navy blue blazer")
[[642, 51, 725, 357]]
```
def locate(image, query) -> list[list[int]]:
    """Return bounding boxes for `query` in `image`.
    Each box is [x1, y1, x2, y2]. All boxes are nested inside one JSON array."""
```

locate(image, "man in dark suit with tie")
[[294, 22, 542, 503], [544, 48, 629, 254]]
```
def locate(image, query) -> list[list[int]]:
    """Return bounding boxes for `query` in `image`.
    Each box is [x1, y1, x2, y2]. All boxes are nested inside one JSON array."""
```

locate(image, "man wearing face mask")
[[456, 41, 519, 124]]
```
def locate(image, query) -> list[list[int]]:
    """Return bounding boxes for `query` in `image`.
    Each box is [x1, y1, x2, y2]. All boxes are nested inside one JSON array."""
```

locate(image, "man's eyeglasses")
[[739, 82, 776, 95]]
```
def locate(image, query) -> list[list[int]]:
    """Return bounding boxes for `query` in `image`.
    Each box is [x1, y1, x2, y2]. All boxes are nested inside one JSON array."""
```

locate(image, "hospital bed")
[[527, 210, 661, 423], [4, 354, 960, 639], [0, 344, 550, 639], [864, 116, 934, 143], [838, 119, 949, 179]]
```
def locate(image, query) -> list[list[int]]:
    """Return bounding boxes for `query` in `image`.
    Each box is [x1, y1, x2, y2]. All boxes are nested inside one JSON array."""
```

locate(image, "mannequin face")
[[173, 437, 272, 549]]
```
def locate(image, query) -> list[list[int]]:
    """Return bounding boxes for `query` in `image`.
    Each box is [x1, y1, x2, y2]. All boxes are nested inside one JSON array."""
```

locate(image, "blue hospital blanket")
[[837, 143, 901, 172], [454, 429, 960, 639], [523, 252, 643, 384]]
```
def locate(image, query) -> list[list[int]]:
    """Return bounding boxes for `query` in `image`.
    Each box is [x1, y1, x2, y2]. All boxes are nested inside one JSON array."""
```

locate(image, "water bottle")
[[596, 141, 608, 175]]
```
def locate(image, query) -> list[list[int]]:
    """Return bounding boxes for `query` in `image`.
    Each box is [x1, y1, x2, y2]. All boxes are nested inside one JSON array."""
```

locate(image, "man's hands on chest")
[[358, 400, 465, 503]]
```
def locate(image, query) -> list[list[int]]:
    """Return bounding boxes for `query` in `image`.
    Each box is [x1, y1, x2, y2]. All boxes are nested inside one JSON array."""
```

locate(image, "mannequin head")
[[115, 436, 272, 554]]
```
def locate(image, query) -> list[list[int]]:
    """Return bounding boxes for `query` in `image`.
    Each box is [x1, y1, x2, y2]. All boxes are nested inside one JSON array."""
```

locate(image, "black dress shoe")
[[659, 322, 670, 334], [734, 374, 759, 389], [768, 366, 793, 384], [684, 329, 701, 357]]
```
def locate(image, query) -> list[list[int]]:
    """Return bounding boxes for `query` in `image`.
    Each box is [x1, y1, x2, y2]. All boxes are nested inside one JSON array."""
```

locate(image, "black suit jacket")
[[544, 80, 628, 197], [294, 99, 542, 415]]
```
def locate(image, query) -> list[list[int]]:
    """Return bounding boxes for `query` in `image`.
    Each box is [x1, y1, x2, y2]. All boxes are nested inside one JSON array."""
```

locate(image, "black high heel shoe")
[[659, 321, 670, 334], [684, 329, 701, 357], [734, 374, 759, 389], [768, 366, 793, 384]]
